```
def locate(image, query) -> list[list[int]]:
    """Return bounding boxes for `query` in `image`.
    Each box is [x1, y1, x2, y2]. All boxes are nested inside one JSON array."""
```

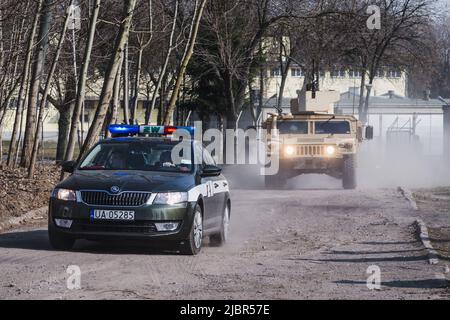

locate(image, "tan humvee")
[[263, 89, 373, 189]]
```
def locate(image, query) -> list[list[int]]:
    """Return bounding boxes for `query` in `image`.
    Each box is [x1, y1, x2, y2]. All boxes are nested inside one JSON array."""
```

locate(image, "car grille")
[[72, 220, 158, 234], [80, 191, 151, 207], [298, 145, 325, 156]]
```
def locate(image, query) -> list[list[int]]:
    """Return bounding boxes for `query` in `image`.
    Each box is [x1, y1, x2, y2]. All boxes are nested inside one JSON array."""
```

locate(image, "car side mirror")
[[200, 165, 222, 177], [61, 160, 77, 173], [365, 126, 374, 140]]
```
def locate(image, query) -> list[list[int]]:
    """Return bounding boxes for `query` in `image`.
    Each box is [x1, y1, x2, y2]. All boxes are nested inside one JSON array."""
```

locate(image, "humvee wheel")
[[342, 154, 356, 190], [264, 173, 287, 189]]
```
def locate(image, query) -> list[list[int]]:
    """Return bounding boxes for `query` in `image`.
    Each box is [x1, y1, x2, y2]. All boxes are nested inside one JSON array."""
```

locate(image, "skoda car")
[[48, 125, 231, 255]]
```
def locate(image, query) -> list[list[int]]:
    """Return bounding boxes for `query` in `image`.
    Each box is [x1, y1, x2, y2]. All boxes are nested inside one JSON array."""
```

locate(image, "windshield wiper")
[[319, 115, 336, 128], [79, 165, 105, 170]]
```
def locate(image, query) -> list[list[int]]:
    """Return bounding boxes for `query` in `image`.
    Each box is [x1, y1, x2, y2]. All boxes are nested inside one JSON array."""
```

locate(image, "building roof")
[[259, 90, 446, 115], [336, 91, 445, 115]]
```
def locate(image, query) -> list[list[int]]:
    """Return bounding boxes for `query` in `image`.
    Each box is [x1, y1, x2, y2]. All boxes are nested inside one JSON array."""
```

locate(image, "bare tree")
[[347, 0, 433, 123], [163, 0, 208, 125], [20, 0, 53, 168], [130, 0, 153, 124], [28, 0, 73, 178], [64, 0, 101, 163], [6, 0, 42, 167], [145, 0, 181, 124], [79, 0, 138, 158]]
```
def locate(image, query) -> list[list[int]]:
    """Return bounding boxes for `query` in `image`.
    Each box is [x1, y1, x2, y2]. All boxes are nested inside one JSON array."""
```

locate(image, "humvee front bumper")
[[279, 157, 344, 176]]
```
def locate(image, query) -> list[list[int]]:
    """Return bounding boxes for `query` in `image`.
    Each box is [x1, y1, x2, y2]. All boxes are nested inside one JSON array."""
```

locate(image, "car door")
[[194, 143, 216, 230], [202, 148, 226, 228]]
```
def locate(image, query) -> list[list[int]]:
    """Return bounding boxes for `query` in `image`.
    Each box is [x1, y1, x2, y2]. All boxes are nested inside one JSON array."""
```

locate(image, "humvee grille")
[[298, 145, 325, 156]]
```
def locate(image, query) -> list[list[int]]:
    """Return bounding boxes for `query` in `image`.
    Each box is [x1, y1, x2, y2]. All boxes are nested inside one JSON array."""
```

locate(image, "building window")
[[348, 69, 361, 78], [375, 70, 385, 78], [270, 67, 281, 77], [80, 114, 90, 123], [387, 69, 401, 78], [331, 69, 346, 78], [291, 67, 304, 77]]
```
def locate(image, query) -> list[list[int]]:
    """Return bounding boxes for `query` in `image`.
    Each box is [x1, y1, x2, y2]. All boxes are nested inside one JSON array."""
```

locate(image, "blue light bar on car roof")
[[109, 124, 140, 135], [108, 125, 195, 137]]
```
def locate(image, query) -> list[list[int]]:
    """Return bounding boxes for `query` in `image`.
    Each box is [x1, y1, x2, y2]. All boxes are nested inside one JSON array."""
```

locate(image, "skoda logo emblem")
[[110, 186, 120, 194]]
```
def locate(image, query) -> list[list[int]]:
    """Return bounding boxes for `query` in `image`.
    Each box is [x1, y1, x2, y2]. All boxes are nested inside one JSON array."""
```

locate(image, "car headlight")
[[284, 145, 296, 156], [154, 222, 180, 232], [326, 146, 336, 155], [52, 188, 77, 201], [152, 192, 188, 205]]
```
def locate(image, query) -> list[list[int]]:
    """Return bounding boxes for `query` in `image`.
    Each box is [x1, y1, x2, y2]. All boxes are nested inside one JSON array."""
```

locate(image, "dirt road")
[[0, 172, 448, 300]]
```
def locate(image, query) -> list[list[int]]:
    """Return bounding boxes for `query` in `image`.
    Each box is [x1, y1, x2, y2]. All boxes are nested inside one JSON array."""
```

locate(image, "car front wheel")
[[180, 205, 203, 255], [210, 204, 230, 246]]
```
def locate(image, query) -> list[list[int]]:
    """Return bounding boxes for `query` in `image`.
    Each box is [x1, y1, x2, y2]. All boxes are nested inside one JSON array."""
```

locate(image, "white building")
[[263, 65, 407, 99]]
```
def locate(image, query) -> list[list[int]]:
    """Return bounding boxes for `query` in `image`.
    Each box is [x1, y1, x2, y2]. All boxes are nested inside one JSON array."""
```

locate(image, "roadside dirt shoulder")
[[0, 165, 58, 230]]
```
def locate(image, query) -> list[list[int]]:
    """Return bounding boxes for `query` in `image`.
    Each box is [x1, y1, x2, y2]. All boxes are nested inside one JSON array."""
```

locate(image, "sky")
[[438, 0, 450, 10]]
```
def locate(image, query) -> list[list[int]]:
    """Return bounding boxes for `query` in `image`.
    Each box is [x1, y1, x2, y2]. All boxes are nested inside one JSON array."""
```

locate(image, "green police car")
[[48, 125, 231, 255]]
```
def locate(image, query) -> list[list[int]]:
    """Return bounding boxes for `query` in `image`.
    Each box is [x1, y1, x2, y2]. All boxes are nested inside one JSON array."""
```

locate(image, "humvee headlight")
[[285, 146, 296, 156], [326, 146, 336, 155]]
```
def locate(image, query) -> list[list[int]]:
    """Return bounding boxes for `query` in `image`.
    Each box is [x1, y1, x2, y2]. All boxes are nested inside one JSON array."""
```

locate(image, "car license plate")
[[90, 209, 135, 221]]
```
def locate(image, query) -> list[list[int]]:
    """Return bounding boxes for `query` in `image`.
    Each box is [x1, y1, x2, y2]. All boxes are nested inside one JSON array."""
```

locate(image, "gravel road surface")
[[0, 171, 448, 300]]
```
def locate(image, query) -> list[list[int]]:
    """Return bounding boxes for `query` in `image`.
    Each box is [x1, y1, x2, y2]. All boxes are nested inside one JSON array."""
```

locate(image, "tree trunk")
[[123, 43, 130, 124], [56, 101, 75, 161], [104, 63, 123, 138], [28, 1, 72, 178], [145, 0, 178, 125], [277, 34, 291, 111], [362, 77, 374, 125], [64, 0, 100, 162], [13, 83, 30, 166], [358, 66, 367, 119], [278, 58, 291, 111], [163, 0, 207, 125], [21, 0, 52, 168], [0, 128, 3, 167], [6, 0, 42, 167], [79, 0, 137, 159], [131, 48, 142, 124], [258, 50, 264, 122], [248, 79, 257, 126], [224, 71, 237, 119], [111, 53, 123, 124]]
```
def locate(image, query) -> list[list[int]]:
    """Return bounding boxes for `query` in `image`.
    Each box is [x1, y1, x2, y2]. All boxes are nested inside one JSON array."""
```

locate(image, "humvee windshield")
[[277, 120, 351, 135], [315, 121, 350, 134], [278, 121, 308, 134]]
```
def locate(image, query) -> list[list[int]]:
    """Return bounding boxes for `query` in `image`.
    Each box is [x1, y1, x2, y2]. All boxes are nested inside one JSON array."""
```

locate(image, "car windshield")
[[278, 121, 308, 134], [315, 121, 351, 134], [79, 140, 193, 173]]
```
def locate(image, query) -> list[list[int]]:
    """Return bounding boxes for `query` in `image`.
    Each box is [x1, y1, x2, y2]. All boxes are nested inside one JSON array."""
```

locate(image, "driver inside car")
[[107, 150, 127, 169], [158, 151, 175, 168]]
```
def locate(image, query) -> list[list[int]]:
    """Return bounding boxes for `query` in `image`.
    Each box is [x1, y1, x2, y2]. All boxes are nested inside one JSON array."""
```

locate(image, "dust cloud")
[[357, 140, 450, 189], [223, 140, 450, 190]]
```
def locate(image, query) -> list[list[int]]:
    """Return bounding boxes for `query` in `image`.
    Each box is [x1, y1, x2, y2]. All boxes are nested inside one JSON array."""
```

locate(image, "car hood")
[[56, 170, 196, 193]]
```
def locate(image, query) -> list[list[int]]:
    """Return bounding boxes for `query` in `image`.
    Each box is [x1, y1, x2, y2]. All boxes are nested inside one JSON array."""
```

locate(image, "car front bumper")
[[48, 198, 196, 242]]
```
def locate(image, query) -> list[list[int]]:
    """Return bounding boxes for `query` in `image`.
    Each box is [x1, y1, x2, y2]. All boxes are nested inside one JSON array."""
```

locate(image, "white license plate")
[[91, 210, 135, 221]]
